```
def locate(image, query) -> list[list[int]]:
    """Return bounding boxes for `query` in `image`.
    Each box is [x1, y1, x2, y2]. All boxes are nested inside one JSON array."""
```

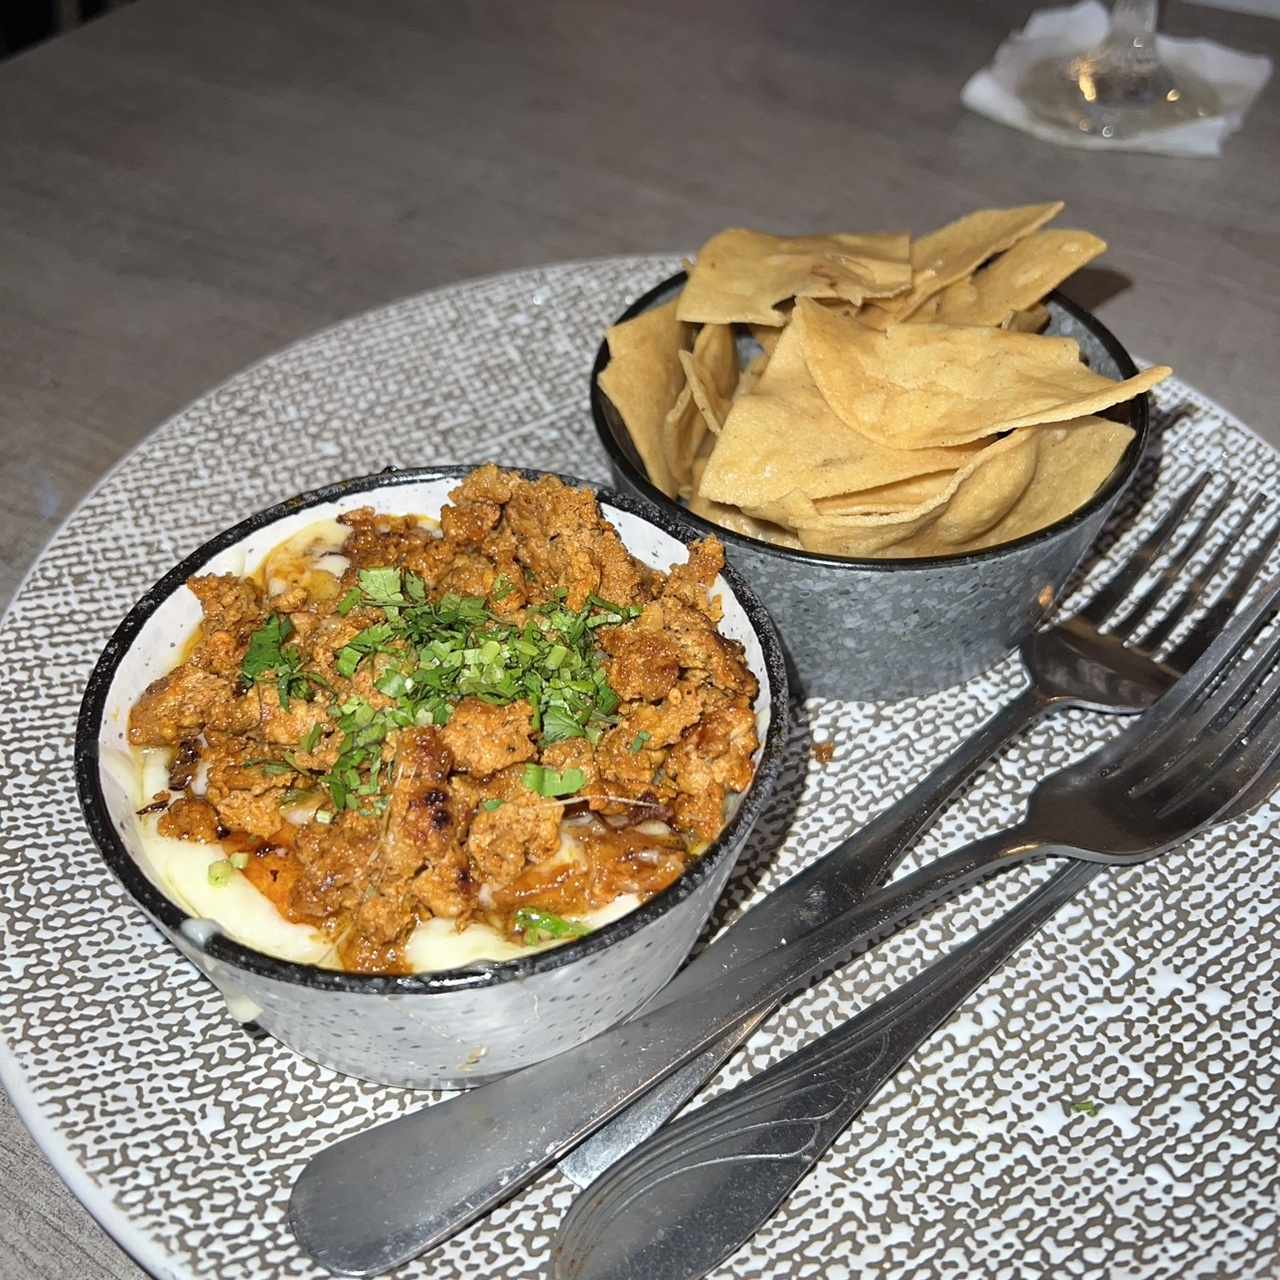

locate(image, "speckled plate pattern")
[[1, 257, 1277, 1280]]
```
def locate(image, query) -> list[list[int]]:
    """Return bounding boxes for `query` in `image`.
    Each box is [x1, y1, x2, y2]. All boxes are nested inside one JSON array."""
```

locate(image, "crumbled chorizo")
[[156, 797, 222, 843], [466, 797, 564, 894], [133, 469, 759, 974], [129, 665, 256, 746], [599, 625, 681, 702], [442, 699, 536, 777]]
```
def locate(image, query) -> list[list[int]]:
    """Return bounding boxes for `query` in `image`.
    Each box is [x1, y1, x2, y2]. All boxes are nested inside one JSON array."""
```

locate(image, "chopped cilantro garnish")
[[522, 763, 586, 798], [513, 907, 591, 945], [250, 760, 294, 777], [541, 704, 587, 744], [241, 614, 293, 680], [267, 568, 636, 815], [358, 567, 406, 606], [240, 614, 315, 709], [628, 730, 651, 754], [326, 574, 633, 751], [1068, 1100, 1099, 1116], [480, 798, 504, 812]]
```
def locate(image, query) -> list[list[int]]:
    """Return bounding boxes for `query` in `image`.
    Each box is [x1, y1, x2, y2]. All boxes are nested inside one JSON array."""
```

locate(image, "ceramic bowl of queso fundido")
[[75, 466, 788, 1089]]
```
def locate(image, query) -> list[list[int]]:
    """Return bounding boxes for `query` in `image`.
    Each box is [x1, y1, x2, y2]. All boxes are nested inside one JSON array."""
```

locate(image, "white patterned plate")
[[0, 258, 1276, 1280]]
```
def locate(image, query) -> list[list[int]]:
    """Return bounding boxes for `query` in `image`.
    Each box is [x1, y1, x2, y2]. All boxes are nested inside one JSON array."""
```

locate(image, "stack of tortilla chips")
[[597, 204, 1171, 558]]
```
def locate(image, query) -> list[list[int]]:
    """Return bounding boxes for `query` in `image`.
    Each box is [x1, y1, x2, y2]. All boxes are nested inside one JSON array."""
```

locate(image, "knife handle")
[[551, 859, 1102, 1280], [558, 683, 1051, 1188]]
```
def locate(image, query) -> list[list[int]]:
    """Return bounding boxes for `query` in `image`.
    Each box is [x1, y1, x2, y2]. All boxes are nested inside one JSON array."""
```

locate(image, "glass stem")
[[1101, 0, 1161, 77]]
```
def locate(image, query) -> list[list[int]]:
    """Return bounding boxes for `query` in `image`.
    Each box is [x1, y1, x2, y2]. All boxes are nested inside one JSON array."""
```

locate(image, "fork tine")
[[1137, 492, 1267, 655], [1130, 625, 1280, 807], [1165, 503, 1280, 673], [1226, 747, 1280, 820], [1153, 670, 1280, 822], [1108, 481, 1236, 642], [1075, 473, 1211, 627], [1106, 571, 1280, 749]]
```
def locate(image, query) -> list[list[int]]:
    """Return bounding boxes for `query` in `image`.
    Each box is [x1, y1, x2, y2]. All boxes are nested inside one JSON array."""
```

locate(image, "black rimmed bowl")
[[591, 272, 1152, 701], [75, 467, 788, 1089]]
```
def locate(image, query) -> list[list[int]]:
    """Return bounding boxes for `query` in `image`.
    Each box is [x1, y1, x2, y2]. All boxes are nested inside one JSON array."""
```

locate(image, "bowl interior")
[[81, 470, 782, 992], [591, 272, 1149, 570]]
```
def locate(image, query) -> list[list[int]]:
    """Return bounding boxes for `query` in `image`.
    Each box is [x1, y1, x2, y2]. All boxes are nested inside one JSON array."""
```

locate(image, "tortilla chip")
[[680, 351, 728, 435], [663, 323, 739, 493], [735, 349, 771, 399], [906, 296, 941, 324], [794, 506, 946, 555], [790, 417, 1134, 558], [931, 230, 1107, 328], [688, 491, 802, 548], [744, 472, 960, 526], [748, 324, 784, 358], [686, 324, 737, 431], [690, 445, 713, 496], [663, 384, 701, 497], [812, 471, 958, 514], [759, 432, 1034, 551], [698, 307, 981, 508], [966, 416, 1135, 551], [677, 228, 911, 326], [862, 202, 1064, 328], [598, 299, 689, 497], [800, 298, 1169, 449], [1004, 303, 1051, 333]]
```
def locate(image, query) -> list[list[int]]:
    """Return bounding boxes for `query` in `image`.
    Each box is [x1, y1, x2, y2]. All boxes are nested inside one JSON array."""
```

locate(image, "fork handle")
[[559, 683, 1052, 1188], [551, 858, 1102, 1280]]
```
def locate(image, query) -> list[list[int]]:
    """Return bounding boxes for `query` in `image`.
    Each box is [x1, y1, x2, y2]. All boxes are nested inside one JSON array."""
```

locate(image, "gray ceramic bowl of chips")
[[591, 271, 1151, 701]]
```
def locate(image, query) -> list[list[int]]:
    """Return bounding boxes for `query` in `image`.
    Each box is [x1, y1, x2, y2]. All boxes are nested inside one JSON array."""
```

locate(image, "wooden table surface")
[[1, 1, 1277, 1275]]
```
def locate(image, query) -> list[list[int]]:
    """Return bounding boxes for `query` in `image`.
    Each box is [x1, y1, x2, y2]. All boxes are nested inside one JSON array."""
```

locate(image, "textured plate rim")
[[0, 256, 1256, 1280]]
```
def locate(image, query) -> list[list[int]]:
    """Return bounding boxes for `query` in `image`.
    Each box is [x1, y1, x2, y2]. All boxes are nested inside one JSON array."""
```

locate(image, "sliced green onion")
[[522, 764, 586, 798], [514, 907, 591, 945]]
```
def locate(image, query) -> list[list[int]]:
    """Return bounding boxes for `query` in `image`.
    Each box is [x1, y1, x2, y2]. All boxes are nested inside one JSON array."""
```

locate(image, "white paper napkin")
[[962, 0, 1273, 156]]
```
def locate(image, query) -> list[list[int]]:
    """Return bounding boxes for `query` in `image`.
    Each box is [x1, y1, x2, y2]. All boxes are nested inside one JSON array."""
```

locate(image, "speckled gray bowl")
[[591, 274, 1151, 701], [75, 467, 788, 1089]]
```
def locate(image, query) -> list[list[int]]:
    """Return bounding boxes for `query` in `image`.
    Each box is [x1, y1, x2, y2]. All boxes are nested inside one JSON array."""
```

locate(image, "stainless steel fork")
[[559, 472, 1280, 1189], [550, 580, 1280, 1280], [290, 571, 1280, 1278]]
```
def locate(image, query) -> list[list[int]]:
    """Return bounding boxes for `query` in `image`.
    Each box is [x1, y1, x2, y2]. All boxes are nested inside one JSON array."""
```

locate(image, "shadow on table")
[[1062, 266, 1133, 314]]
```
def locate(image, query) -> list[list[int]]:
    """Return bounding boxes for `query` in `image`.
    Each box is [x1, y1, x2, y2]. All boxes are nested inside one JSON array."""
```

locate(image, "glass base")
[[1019, 51, 1221, 139]]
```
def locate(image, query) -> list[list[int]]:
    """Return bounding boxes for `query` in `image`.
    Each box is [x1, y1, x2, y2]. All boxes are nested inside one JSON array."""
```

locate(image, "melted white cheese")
[[136, 751, 336, 965], [260, 518, 351, 599]]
